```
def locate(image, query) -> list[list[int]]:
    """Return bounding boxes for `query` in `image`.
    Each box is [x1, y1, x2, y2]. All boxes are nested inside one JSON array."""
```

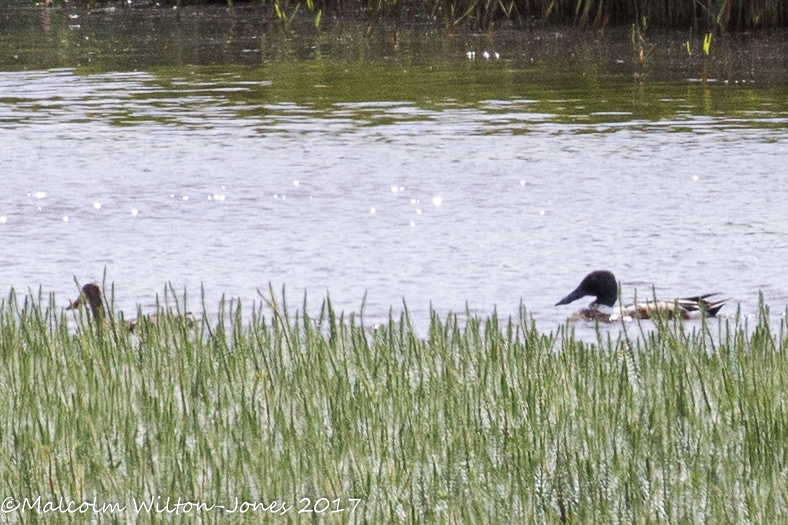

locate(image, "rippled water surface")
[[2, 2, 788, 336]]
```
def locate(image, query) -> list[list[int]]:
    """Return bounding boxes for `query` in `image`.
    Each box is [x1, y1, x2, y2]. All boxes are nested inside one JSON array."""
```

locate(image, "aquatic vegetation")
[[703, 32, 713, 55], [631, 17, 650, 83], [156, 0, 787, 30], [36, 0, 788, 31], [3, 287, 788, 523]]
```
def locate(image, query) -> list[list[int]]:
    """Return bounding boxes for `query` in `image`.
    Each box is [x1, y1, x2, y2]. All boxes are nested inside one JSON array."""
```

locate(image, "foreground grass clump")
[[2, 287, 788, 523]]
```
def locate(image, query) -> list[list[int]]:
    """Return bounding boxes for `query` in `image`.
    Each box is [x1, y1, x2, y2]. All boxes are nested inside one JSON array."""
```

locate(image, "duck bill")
[[555, 286, 586, 306], [66, 297, 82, 311]]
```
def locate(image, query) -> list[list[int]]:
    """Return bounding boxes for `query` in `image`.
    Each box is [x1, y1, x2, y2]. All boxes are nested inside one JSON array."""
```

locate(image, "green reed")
[[2, 286, 788, 523], [62, 0, 787, 31], [213, 0, 787, 30]]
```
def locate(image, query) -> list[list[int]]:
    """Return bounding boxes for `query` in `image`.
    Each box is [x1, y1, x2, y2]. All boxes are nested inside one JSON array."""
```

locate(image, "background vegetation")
[[62, 0, 788, 31], [3, 286, 788, 523]]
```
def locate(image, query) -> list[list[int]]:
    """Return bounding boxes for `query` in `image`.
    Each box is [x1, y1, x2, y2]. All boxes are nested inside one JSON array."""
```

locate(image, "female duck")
[[66, 283, 194, 332]]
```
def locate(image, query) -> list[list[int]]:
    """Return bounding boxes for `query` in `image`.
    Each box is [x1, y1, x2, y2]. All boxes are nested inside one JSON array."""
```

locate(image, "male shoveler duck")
[[67, 283, 195, 333], [555, 270, 729, 322]]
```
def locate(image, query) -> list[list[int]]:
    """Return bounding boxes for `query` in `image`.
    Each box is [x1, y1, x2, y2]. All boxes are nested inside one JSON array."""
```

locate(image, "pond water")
[[2, 2, 788, 337]]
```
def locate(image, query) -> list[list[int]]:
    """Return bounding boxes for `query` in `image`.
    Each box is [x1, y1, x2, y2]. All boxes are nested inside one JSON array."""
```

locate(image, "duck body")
[[66, 283, 195, 333], [556, 270, 729, 322]]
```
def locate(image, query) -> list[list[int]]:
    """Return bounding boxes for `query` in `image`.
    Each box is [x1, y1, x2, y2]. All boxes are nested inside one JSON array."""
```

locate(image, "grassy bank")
[[2, 287, 788, 523]]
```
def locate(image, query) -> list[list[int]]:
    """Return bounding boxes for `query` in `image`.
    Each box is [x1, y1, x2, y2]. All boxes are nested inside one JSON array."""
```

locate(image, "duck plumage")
[[556, 270, 729, 322]]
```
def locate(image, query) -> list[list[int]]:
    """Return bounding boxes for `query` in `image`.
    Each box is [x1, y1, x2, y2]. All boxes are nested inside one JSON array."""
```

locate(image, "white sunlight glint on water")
[[1, 69, 787, 338]]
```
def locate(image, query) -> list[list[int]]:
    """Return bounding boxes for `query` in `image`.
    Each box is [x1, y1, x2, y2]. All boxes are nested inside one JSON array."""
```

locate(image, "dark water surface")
[[2, 1, 788, 336]]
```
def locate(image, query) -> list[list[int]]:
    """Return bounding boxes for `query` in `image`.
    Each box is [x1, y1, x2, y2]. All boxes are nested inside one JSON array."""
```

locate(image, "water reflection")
[[2, 3, 788, 338], [3, 65, 785, 135]]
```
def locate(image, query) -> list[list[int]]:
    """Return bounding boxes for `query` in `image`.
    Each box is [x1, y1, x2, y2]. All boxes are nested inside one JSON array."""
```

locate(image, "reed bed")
[[2, 287, 788, 523], [61, 0, 788, 30], [187, 0, 787, 31]]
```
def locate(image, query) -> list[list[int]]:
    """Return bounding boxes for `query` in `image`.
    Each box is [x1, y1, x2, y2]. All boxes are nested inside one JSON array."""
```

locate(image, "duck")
[[66, 283, 106, 322], [66, 283, 195, 333], [555, 270, 729, 322]]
